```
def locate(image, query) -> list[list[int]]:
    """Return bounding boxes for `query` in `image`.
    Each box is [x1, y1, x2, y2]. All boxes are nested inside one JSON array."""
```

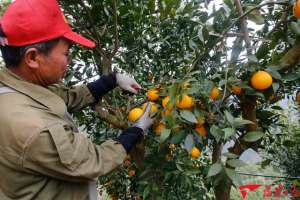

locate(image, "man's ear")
[[24, 48, 43, 69]]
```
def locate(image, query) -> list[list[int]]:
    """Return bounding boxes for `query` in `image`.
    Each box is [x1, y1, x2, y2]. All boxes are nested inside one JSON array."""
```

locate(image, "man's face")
[[36, 39, 71, 86]]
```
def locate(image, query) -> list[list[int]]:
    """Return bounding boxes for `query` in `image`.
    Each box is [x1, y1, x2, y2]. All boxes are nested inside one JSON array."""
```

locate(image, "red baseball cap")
[[0, 0, 96, 48]]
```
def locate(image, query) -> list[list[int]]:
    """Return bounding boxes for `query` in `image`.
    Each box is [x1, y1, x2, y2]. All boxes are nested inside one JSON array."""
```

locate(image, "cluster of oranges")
[[123, 155, 136, 177], [127, 82, 221, 159], [126, 69, 298, 160]]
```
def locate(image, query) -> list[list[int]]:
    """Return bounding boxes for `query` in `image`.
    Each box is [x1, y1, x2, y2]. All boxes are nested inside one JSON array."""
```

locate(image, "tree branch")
[[93, 104, 127, 129], [110, 0, 120, 58], [234, 0, 252, 56]]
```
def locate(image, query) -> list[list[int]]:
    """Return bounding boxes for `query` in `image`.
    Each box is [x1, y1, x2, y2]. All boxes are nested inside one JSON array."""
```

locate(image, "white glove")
[[133, 103, 154, 132], [116, 73, 141, 94]]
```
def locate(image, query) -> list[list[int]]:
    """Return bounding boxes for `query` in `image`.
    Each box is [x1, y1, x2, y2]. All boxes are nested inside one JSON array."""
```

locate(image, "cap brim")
[[63, 31, 96, 48]]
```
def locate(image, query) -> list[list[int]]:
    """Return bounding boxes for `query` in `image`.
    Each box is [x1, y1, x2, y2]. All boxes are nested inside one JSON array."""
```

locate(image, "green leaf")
[[170, 131, 186, 144], [223, 0, 234, 9], [272, 82, 280, 93], [227, 159, 247, 168], [223, 128, 235, 140], [247, 7, 264, 25], [256, 42, 269, 59], [188, 39, 197, 50], [247, 55, 259, 63], [207, 163, 222, 177], [160, 128, 171, 143], [143, 185, 151, 199], [266, 68, 282, 80], [224, 110, 234, 124], [222, 152, 239, 159], [198, 26, 204, 42], [210, 125, 224, 142], [180, 110, 197, 123], [283, 140, 295, 147], [184, 134, 194, 151], [233, 118, 254, 128], [225, 168, 242, 186], [282, 73, 300, 81], [290, 21, 300, 36], [243, 131, 264, 142]]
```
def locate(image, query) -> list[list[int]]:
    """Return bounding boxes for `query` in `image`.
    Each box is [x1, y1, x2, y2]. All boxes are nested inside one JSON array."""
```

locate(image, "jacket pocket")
[[47, 123, 77, 170]]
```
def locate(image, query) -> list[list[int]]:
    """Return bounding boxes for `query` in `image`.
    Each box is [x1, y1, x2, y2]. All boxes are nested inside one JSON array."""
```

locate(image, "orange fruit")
[[162, 96, 173, 109], [154, 123, 166, 135], [294, 0, 300, 19], [210, 87, 220, 100], [123, 159, 131, 168], [190, 147, 201, 159], [110, 195, 118, 200], [195, 126, 207, 137], [104, 180, 113, 187], [232, 85, 242, 95], [161, 109, 172, 117], [169, 143, 176, 149], [183, 81, 190, 89], [297, 91, 300, 103], [165, 154, 172, 161], [136, 195, 143, 200], [147, 89, 159, 101], [128, 108, 143, 122], [142, 102, 158, 114], [250, 70, 273, 90], [268, 94, 275, 101], [128, 169, 136, 177], [125, 155, 131, 160], [196, 117, 205, 126], [176, 94, 193, 109]]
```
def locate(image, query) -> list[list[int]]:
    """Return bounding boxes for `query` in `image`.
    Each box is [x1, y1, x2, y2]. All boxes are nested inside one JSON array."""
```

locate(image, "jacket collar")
[[0, 68, 66, 115]]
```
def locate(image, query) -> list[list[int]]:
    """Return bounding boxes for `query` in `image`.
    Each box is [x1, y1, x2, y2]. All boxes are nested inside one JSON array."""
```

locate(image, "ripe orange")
[[196, 117, 205, 126], [154, 123, 166, 135], [176, 94, 193, 109], [250, 70, 273, 90], [110, 195, 118, 200], [104, 180, 113, 187], [210, 87, 220, 100], [294, 0, 300, 19], [147, 89, 159, 101], [125, 155, 131, 160], [165, 154, 172, 161], [268, 94, 275, 101], [162, 96, 173, 109], [123, 159, 131, 168], [190, 147, 201, 159], [128, 108, 143, 122], [128, 169, 135, 177], [232, 85, 242, 95], [195, 126, 207, 137], [161, 109, 172, 117], [183, 81, 190, 89], [297, 91, 300, 103], [142, 102, 158, 114], [135, 195, 143, 200]]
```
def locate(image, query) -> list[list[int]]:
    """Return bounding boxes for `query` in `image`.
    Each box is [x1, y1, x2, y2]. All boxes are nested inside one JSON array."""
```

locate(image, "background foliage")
[[0, 0, 300, 199]]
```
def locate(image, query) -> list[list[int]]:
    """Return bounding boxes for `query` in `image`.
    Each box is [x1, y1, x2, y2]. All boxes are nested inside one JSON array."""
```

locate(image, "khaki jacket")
[[0, 68, 126, 200]]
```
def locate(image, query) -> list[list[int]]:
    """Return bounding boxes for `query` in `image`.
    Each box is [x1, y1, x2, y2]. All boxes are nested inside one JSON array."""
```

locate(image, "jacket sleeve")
[[47, 83, 96, 113], [22, 122, 127, 182]]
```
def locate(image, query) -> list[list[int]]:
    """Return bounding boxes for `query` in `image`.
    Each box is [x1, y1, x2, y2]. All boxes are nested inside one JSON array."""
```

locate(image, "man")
[[0, 0, 153, 199]]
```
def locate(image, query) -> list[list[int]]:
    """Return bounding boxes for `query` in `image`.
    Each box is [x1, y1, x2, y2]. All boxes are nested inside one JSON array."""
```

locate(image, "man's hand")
[[133, 103, 154, 132], [116, 73, 141, 94]]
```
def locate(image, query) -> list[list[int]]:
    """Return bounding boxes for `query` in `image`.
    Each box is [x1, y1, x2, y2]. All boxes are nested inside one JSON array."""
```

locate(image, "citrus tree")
[[58, 0, 300, 199]]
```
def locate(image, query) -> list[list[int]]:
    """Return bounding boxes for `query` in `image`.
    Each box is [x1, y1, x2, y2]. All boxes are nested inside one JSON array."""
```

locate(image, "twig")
[[79, 0, 106, 57], [110, 0, 120, 58], [234, 0, 252, 56]]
